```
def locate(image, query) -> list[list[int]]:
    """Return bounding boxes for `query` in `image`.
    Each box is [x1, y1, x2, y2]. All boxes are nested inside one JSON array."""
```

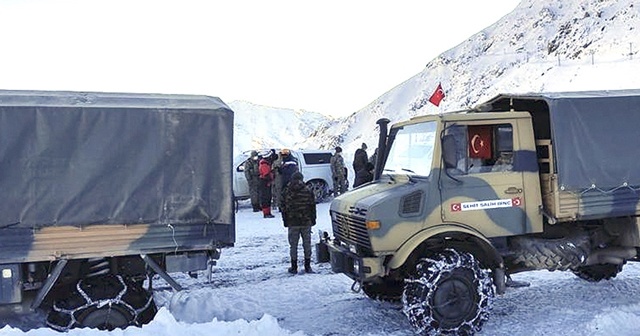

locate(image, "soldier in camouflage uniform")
[[330, 146, 348, 196], [281, 172, 316, 274], [243, 150, 261, 212]]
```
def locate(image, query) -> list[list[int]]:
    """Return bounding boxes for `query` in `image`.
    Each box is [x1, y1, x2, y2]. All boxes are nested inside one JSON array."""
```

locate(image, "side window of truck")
[[445, 123, 513, 174]]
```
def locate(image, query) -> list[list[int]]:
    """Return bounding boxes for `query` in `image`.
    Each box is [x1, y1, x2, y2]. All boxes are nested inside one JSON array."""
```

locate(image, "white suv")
[[233, 149, 334, 203]]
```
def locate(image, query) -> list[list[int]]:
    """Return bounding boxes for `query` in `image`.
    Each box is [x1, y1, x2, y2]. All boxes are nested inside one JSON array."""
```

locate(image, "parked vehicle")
[[0, 90, 235, 331], [325, 90, 640, 335], [233, 149, 333, 203]]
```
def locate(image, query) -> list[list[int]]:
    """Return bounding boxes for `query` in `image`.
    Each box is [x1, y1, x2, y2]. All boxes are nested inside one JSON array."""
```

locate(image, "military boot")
[[288, 259, 298, 274], [304, 258, 313, 273]]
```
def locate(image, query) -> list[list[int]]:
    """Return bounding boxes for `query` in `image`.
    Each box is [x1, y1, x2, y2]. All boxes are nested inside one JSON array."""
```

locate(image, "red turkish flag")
[[429, 83, 445, 106], [468, 126, 492, 159]]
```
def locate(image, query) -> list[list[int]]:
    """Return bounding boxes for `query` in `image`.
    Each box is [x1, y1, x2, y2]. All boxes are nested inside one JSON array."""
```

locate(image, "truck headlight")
[[353, 260, 360, 274], [349, 244, 357, 253]]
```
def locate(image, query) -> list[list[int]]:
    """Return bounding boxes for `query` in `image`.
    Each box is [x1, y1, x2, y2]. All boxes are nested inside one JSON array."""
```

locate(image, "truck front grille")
[[331, 210, 373, 255]]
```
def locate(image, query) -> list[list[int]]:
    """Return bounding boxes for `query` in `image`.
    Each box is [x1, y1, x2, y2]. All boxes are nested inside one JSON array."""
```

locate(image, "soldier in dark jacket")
[[281, 172, 316, 274], [243, 150, 261, 212], [352, 143, 368, 187], [273, 148, 299, 210]]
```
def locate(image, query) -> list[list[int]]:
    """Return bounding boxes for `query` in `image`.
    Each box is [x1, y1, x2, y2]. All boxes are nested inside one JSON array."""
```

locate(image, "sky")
[[0, 0, 519, 117]]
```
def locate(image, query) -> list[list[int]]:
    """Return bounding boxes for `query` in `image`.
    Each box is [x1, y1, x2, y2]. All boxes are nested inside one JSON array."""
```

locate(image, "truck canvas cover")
[[477, 89, 640, 193], [0, 90, 234, 242]]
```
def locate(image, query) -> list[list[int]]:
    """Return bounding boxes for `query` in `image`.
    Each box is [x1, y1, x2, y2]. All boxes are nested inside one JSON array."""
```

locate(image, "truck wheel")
[[402, 249, 494, 336], [573, 263, 624, 282], [362, 278, 404, 302], [46, 274, 157, 331], [306, 180, 329, 203]]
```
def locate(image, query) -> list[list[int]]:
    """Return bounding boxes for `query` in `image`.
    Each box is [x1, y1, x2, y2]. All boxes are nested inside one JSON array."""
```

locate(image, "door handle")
[[504, 187, 522, 194]]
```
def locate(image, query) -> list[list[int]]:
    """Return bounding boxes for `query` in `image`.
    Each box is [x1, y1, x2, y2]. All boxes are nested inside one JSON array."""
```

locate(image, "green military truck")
[[0, 90, 235, 331], [326, 90, 640, 335]]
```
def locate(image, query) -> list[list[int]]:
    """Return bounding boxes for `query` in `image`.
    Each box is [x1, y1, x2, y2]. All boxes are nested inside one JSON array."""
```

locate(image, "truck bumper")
[[326, 241, 385, 282]]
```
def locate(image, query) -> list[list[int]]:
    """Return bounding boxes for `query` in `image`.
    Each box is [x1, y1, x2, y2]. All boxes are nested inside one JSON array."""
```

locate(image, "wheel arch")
[[387, 224, 503, 272], [305, 177, 329, 186]]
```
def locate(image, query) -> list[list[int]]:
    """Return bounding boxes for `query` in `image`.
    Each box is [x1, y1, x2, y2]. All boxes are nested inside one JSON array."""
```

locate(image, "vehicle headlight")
[[349, 244, 357, 253], [353, 260, 360, 274]]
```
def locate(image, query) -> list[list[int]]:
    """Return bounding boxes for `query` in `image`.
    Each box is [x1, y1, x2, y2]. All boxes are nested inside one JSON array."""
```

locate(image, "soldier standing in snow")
[[330, 146, 348, 196], [277, 149, 299, 199], [243, 150, 261, 212], [281, 172, 316, 274], [272, 148, 299, 210], [352, 143, 368, 188]]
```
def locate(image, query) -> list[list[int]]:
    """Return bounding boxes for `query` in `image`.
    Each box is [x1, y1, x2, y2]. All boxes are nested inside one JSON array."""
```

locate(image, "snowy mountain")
[[300, 0, 640, 161], [229, 100, 335, 156]]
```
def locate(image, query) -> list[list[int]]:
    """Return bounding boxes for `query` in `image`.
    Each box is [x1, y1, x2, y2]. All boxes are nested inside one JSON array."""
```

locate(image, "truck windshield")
[[384, 121, 437, 177]]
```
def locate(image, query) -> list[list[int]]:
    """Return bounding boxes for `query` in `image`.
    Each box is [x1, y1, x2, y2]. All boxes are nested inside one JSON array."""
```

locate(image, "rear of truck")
[[0, 90, 235, 330]]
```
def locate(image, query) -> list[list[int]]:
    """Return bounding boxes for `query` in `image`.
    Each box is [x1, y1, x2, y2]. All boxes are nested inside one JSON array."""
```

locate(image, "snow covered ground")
[[3, 200, 640, 336]]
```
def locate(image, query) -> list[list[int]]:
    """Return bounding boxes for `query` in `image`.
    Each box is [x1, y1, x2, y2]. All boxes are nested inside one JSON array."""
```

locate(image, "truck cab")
[[328, 111, 542, 283]]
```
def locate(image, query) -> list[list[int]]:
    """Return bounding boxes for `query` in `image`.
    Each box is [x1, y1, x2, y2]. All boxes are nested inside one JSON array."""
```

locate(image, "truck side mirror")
[[442, 134, 457, 169]]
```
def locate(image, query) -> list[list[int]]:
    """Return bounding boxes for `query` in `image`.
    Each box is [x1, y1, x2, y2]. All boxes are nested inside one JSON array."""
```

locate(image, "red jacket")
[[259, 159, 274, 185]]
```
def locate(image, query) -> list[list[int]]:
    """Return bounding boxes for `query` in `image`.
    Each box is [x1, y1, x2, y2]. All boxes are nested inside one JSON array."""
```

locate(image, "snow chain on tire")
[[402, 249, 494, 336], [46, 274, 155, 331]]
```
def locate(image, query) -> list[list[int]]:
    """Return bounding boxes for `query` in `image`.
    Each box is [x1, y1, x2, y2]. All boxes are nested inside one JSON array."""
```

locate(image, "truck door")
[[440, 121, 541, 236]]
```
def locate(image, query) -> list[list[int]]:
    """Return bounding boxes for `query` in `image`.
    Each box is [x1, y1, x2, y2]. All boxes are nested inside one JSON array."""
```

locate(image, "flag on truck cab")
[[468, 125, 492, 159], [429, 83, 445, 106]]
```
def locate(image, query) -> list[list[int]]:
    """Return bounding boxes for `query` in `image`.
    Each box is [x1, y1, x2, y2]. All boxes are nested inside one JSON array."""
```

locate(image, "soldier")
[[272, 148, 299, 210], [281, 172, 316, 274], [353, 161, 374, 188], [243, 150, 261, 212], [352, 143, 369, 188], [330, 146, 348, 196], [271, 151, 284, 210]]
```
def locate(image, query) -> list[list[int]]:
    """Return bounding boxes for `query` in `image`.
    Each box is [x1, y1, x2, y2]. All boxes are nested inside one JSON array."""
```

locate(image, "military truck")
[[326, 90, 640, 335], [0, 90, 235, 331]]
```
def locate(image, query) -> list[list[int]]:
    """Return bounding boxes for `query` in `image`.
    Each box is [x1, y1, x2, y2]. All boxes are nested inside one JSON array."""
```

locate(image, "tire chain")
[[402, 249, 494, 336], [47, 275, 154, 332]]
